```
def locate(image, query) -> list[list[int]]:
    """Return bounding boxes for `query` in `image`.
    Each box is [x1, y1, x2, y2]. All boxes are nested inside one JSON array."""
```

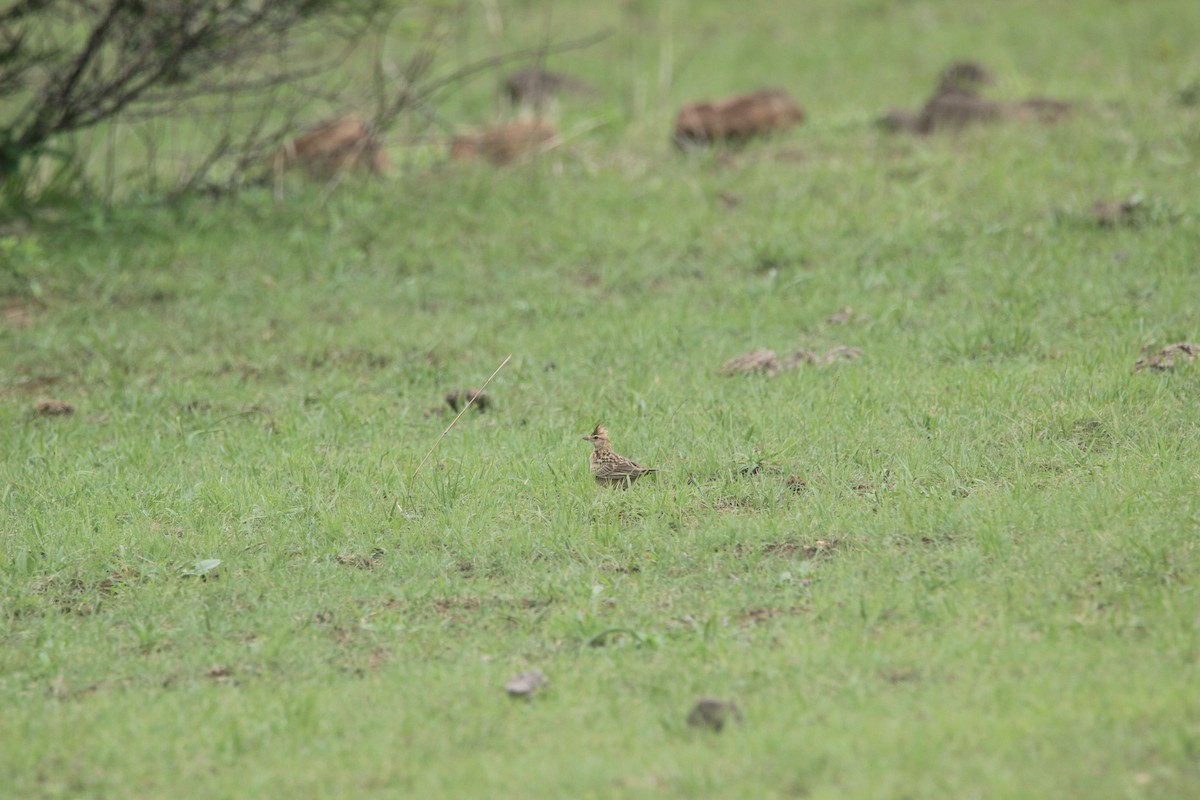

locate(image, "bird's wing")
[[593, 456, 647, 479]]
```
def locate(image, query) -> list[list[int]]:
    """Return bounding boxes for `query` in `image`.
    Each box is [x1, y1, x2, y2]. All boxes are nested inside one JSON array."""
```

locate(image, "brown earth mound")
[[275, 114, 388, 179], [450, 120, 556, 166], [673, 89, 805, 148]]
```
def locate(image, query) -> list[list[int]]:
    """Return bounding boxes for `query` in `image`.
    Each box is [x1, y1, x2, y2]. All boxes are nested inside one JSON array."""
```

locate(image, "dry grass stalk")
[[410, 355, 512, 488]]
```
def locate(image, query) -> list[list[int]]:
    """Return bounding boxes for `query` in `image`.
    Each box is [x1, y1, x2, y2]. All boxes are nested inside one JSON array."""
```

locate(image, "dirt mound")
[[274, 114, 388, 179], [673, 88, 804, 148], [450, 120, 556, 166]]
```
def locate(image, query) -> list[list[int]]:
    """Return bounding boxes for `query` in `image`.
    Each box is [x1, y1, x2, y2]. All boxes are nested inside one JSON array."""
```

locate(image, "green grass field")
[[4, 0, 1200, 797]]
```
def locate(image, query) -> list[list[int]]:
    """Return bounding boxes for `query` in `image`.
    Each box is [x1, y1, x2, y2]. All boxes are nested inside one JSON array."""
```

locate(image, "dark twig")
[[414, 29, 612, 104]]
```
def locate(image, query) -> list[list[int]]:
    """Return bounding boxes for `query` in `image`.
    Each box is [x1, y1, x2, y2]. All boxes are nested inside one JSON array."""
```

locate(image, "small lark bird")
[[583, 423, 658, 488]]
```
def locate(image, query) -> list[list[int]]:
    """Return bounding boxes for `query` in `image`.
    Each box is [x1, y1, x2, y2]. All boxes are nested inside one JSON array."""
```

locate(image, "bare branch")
[[19, 0, 132, 146], [0, 0, 54, 25], [416, 28, 611, 102], [3, 1, 605, 200]]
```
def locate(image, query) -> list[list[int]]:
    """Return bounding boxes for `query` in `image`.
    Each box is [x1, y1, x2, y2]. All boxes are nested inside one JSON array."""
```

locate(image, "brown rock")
[[450, 121, 556, 166], [673, 89, 805, 148]]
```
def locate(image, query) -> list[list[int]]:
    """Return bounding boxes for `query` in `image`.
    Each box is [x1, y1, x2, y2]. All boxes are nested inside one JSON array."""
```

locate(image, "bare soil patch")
[[2, 300, 35, 328]]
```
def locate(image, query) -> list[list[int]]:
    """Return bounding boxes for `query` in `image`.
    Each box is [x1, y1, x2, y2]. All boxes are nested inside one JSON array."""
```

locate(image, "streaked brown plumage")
[[582, 423, 657, 488]]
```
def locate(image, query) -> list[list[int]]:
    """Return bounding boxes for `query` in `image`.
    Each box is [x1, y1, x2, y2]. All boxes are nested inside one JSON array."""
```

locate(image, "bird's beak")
[[581, 435, 590, 441]]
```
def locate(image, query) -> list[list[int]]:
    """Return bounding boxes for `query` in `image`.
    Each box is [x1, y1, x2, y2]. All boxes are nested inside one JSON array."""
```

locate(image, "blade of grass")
[[400, 353, 512, 511]]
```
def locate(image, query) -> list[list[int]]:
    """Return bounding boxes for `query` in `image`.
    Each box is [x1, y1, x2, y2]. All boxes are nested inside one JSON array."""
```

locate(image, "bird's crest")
[[591, 423, 608, 438]]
